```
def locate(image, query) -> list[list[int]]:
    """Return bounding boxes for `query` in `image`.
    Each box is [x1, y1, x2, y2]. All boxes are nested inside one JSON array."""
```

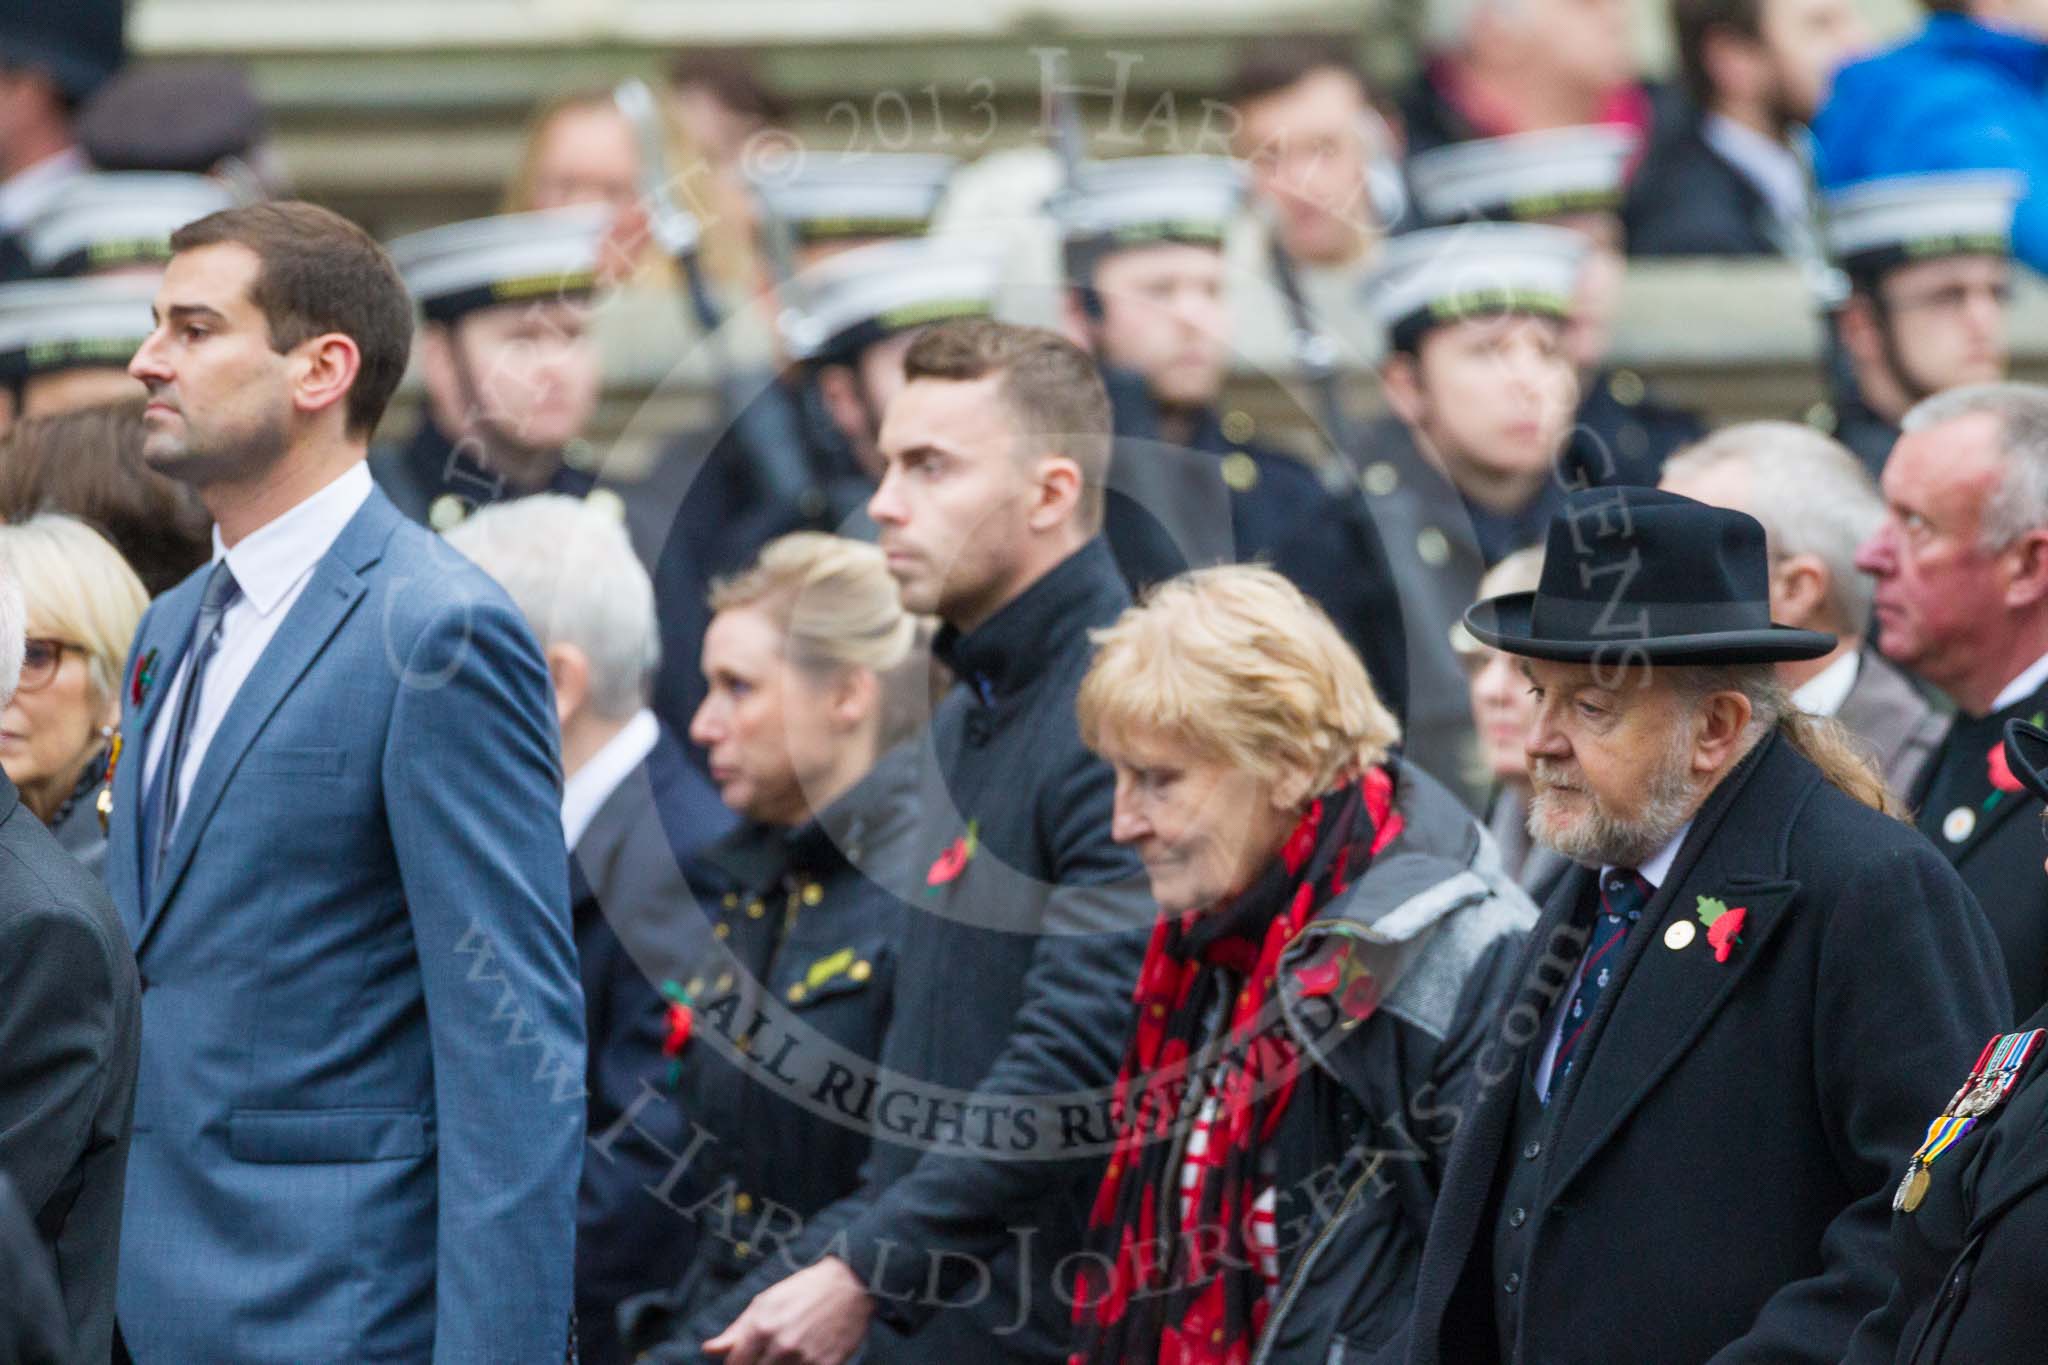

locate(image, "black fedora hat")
[[2003, 719, 2048, 804], [1462, 486, 1838, 665]]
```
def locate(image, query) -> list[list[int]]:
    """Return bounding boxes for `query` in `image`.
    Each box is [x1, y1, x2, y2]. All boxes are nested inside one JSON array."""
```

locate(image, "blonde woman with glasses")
[[0, 514, 147, 873]]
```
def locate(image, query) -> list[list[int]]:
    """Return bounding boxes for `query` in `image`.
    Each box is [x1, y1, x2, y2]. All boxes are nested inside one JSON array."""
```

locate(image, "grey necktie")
[[141, 559, 241, 890]]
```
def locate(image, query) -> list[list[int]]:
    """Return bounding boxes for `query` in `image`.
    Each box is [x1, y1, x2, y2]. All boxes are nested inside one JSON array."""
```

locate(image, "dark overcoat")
[[1912, 673, 2048, 1016], [1405, 732, 2011, 1365], [1845, 996, 2048, 1363]]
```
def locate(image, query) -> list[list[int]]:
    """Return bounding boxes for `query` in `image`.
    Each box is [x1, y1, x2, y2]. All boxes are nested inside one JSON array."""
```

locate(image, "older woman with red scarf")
[[1069, 565, 1536, 1365]]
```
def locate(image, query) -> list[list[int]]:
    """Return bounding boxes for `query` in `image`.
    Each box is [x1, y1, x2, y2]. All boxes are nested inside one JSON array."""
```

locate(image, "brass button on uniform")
[[1221, 409, 1256, 443], [1364, 461, 1398, 497], [1220, 451, 1259, 492], [802, 882, 824, 906], [721, 893, 738, 909], [746, 899, 765, 920], [850, 959, 872, 983], [787, 983, 808, 1003], [713, 923, 730, 940], [1607, 368, 1645, 406], [735, 1192, 754, 1214]]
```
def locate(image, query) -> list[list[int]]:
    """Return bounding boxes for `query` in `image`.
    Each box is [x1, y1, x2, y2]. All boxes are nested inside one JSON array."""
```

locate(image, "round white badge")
[[1943, 806, 1977, 844], [1664, 920, 1696, 951]]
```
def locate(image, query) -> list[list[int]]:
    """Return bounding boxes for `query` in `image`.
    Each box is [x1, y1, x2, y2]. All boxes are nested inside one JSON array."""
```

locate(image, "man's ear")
[[545, 642, 591, 730], [291, 331, 364, 426], [1027, 452, 1086, 534], [1693, 687, 1756, 776], [1058, 289, 1098, 352], [814, 364, 871, 449], [1770, 552, 1833, 632], [1381, 351, 1426, 428], [2000, 526, 2048, 610]]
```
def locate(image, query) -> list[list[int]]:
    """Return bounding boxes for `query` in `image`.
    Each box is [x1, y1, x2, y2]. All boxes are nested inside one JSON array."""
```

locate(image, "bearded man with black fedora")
[[1403, 486, 2010, 1365]]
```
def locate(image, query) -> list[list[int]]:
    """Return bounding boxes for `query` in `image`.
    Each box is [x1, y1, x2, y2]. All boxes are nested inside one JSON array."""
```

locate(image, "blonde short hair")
[[710, 532, 931, 747], [1077, 564, 1401, 794], [0, 514, 148, 705]]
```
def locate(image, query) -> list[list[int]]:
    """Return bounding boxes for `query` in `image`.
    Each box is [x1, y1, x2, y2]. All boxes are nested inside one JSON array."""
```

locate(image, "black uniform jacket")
[[1099, 367, 1327, 592], [663, 747, 917, 1308], [368, 417, 597, 527], [1912, 672, 2048, 1016], [1845, 1000, 2048, 1364], [1275, 418, 1502, 812], [1404, 732, 2011, 1365]]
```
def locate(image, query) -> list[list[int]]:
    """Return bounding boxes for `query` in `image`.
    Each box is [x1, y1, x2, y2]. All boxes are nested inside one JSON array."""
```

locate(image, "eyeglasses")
[[18, 638, 86, 693]]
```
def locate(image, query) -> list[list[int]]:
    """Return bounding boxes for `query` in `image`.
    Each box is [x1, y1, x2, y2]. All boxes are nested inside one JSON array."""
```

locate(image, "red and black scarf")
[[1071, 767, 1402, 1365]]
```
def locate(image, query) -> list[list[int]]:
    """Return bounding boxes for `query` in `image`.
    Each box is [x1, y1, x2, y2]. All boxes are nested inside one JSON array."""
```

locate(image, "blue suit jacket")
[[105, 484, 585, 1363]]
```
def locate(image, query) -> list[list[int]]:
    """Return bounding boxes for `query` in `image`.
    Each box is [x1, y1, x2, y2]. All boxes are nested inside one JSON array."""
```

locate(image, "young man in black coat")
[[1859, 382, 2048, 1016], [698, 319, 1152, 1364], [1404, 486, 2010, 1365]]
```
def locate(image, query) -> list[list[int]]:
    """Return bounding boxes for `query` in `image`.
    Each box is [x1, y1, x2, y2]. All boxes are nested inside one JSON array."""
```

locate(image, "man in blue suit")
[[106, 201, 584, 1363]]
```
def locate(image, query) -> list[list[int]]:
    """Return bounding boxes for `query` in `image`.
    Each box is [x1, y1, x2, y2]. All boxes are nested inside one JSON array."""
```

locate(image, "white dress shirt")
[[1991, 650, 2048, 715], [560, 708, 661, 850], [141, 463, 375, 821], [1533, 819, 1694, 1101], [1791, 650, 1861, 719]]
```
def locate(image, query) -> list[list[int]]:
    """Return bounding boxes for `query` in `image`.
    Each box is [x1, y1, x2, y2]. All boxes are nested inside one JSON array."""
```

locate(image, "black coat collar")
[[399, 417, 593, 506], [934, 537, 1126, 703], [698, 743, 918, 893]]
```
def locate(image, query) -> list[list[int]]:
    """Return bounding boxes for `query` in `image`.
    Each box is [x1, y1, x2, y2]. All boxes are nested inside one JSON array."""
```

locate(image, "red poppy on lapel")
[[1696, 895, 1748, 964], [659, 980, 693, 1087], [129, 646, 158, 709], [1989, 737, 2027, 794], [926, 819, 979, 890]]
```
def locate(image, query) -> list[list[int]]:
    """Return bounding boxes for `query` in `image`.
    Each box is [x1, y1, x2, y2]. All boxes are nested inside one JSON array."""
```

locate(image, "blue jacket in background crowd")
[[1815, 14, 2048, 275]]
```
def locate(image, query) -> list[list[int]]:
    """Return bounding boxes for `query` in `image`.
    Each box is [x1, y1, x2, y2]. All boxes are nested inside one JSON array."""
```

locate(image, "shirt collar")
[[1605, 818, 1693, 891], [1700, 113, 1808, 227], [213, 462, 376, 617], [934, 537, 1126, 702], [1790, 650, 1861, 718], [0, 146, 85, 231], [1991, 649, 2048, 715], [562, 709, 661, 850]]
